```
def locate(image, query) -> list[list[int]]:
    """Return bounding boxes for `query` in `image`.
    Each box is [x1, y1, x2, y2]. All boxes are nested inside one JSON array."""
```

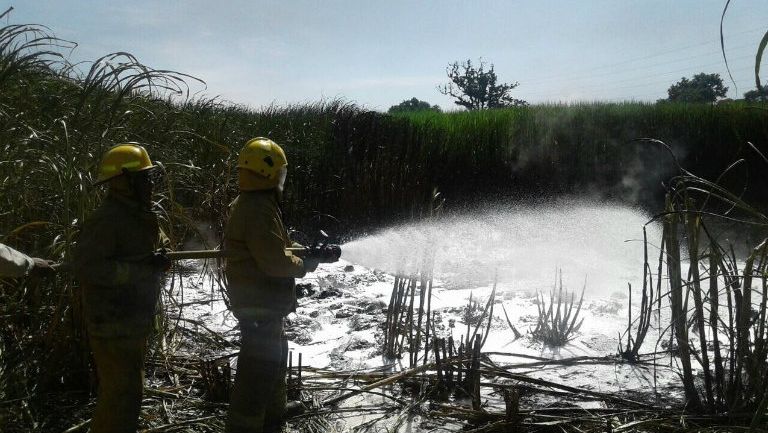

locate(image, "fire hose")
[[162, 244, 341, 262], [53, 244, 341, 272]]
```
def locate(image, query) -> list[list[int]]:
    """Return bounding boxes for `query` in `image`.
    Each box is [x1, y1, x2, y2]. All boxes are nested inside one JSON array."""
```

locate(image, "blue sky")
[[4, 1, 768, 110]]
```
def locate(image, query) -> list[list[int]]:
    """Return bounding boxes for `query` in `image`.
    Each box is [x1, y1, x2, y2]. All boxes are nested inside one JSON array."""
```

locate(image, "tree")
[[743, 85, 768, 102], [666, 73, 728, 103], [437, 59, 527, 110], [388, 97, 441, 114]]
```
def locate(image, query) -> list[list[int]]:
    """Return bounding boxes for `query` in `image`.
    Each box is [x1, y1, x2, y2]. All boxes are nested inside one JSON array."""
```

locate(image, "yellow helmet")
[[95, 144, 156, 184], [237, 137, 287, 190]]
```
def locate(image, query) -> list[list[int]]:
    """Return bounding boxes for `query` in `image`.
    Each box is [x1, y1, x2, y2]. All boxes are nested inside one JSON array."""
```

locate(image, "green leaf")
[[756, 29, 768, 91], [720, 0, 737, 91]]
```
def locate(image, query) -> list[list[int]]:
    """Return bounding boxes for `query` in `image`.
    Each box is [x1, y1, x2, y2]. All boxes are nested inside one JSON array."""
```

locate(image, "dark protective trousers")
[[89, 336, 146, 433], [227, 319, 288, 433]]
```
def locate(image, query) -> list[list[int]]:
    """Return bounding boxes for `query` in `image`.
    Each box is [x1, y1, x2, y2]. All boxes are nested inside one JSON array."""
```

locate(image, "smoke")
[[505, 106, 687, 207], [342, 199, 662, 297]]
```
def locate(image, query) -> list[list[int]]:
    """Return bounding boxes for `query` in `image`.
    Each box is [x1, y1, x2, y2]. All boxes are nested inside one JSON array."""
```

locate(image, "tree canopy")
[[388, 97, 441, 114], [743, 85, 768, 102], [437, 59, 527, 110], [666, 73, 728, 103]]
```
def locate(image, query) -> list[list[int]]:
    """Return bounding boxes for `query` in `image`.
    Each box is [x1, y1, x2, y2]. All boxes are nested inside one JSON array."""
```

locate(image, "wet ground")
[[166, 256, 685, 431]]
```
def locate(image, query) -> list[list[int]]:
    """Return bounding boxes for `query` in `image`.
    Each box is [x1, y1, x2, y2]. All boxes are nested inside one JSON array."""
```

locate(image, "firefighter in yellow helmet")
[[72, 144, 170, 433], [224, 137, 322, 432]]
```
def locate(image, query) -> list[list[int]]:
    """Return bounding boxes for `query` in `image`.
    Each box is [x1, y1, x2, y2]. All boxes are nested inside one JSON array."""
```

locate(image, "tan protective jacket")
[[0, 243, 33, 277], [224, 190, 306, 320], [72, 193, 161, 338]]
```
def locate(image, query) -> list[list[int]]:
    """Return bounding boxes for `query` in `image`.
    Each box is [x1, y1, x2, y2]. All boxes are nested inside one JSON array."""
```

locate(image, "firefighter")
[[224, 137, 320, 433], [72, 144, 170, 433], [0, 243, 55, 277]]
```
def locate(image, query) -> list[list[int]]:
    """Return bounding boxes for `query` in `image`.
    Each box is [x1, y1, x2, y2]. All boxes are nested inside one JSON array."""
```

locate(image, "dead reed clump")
[[619, 226, 660, 362], [382, 247, 436, 367], [383, 190, 442, 367], [622, 138, 768, 426], [530, 272, 586, 346], [197, 356, 232, 403]]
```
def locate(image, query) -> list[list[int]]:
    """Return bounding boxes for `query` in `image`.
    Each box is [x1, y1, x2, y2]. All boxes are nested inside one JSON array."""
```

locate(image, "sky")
[[4, 1, 768, 111]]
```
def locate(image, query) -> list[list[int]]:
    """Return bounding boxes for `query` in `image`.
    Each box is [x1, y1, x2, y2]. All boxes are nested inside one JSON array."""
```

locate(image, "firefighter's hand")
[[148, 251, 172, 272], [320, 245, 341, 263], [303, 257, 320, 273], [29, 258, 56, 278], [308, 245, 341, 263]]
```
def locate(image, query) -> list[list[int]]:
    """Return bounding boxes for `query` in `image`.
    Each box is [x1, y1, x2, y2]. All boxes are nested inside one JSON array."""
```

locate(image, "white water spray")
[[342, 200, 662, 296]]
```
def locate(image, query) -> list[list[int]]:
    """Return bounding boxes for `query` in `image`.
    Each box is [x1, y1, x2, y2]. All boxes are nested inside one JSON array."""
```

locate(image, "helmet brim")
[[93, 164, 157, 186]]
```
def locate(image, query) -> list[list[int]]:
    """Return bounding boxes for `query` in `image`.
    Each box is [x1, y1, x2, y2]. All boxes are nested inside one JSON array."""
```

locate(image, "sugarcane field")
[[2, 2, 768, 433]]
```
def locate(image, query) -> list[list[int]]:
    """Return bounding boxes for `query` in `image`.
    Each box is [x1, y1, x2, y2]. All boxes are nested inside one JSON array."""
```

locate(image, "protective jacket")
[[224, 190, 306, 320], [0, 243, 33, 277], [72, 193, 161, 338]]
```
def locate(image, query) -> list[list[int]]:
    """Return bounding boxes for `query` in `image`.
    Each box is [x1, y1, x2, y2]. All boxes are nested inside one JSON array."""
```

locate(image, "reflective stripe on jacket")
[[72, 193, 161, 338], [0, 243, 34, 278], [224, 190, 306, 320]]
